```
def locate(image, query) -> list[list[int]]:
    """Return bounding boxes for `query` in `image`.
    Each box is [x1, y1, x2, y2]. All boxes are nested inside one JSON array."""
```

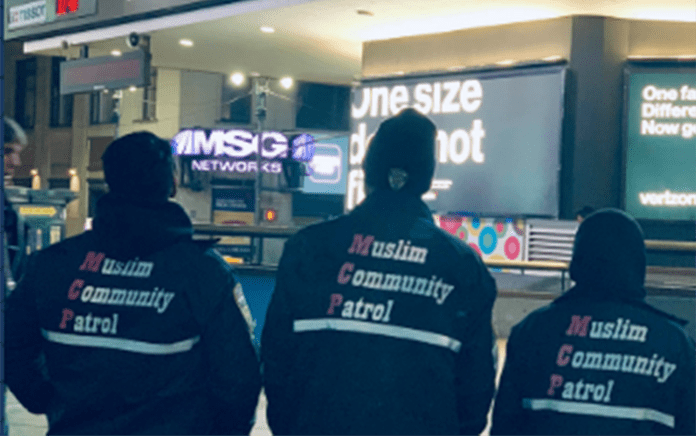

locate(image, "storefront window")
[[15, 58, 37, 130], [50, 57, 74, 128], [89, 91, 117, 125], [295, 82, 350, 131], [221, 79, 252, 125]]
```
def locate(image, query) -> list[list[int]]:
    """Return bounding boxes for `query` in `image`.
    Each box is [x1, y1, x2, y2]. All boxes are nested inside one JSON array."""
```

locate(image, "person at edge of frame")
[[491, 208, 696, 435], [4, 131, 262, 435], [261, 108, 498, 435], [3, 117, 28, 292], [2, 117, 27, 436]]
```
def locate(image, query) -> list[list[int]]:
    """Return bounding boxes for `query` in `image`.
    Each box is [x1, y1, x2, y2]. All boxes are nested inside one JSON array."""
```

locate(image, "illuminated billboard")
[[348, 65, 566, 216], [624, 66, 696, 221]]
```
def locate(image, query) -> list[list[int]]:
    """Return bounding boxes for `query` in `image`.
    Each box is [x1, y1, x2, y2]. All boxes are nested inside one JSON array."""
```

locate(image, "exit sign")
[[56, 0, 78, 15]]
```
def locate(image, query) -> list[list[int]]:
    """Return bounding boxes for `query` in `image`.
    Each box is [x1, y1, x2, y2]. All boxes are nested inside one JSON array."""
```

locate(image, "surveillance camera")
[[126, 32, 140, 48], [61, 40, 70, 50]]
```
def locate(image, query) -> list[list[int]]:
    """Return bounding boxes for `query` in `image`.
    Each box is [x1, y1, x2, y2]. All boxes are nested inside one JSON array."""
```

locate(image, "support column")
[[561, 16, 630, 217]]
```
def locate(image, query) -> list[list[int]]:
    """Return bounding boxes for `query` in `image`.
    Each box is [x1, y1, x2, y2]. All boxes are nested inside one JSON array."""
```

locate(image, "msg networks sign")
[[172, 129, 291, 174], [348, 66, 566, 216], [625, 71, 696, 221]]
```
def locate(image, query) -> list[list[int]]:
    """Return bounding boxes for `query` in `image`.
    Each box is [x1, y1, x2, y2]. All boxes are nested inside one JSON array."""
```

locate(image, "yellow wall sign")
[[18, 206, 57, 216]]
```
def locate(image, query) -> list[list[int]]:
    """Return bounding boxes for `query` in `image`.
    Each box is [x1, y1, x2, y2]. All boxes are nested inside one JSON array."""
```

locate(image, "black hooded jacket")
[[4, 194, 262, 435], [261, 189, 497, 435], [491, 209, 696, 435]]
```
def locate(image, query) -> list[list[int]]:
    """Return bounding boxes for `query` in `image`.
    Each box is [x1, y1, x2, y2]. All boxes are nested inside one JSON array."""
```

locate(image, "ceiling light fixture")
[[279, 76, 294, 89], [230, 72, 245, 86], [129, 86, 137, 92], [179, 39, 194, 47], [111, 49, 122, 57], [260, 26, 275, 33]]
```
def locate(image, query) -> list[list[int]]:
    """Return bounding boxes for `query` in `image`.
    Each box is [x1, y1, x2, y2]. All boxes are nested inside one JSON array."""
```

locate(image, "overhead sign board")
[[60, 49, 151, 95], [4, 0, 243, 41], [5, 0, 96, 34], [624, 67, 696, 221], [348, 65, 566, 217]]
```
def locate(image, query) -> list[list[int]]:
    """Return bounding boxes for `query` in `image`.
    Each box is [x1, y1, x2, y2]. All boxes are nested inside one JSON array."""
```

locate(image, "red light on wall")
[[265, 209, 277, 222], [57, 0, 79, 15]]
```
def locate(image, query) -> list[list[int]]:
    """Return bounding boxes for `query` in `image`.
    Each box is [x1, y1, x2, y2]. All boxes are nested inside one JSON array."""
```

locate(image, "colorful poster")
[[435, 215, 525, 264]]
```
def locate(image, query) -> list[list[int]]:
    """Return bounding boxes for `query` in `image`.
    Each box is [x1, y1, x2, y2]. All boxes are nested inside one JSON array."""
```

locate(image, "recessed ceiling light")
[[129, 86, 137, 92], [111, 49, 122, 57], [179, 39, 194, 47], [260, 26, 275, 33], [230, 72, 245, 86], [279, 76, 294, 89]]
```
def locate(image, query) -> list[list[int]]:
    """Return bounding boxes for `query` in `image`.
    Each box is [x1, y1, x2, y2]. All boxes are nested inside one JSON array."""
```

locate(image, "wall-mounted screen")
[[302, 135, 348, 195], [347, 65, 566, 216], [624, 64, 696, 221]]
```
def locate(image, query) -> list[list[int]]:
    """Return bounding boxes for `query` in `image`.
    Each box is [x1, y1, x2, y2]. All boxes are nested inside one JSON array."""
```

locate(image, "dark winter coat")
[[491, 209, 696, 435], [5, 193, 262, 435], [261, 189, 498, 435]]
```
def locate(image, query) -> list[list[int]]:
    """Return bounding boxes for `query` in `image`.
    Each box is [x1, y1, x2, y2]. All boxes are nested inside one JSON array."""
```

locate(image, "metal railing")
[[192, 224, 695, 277]]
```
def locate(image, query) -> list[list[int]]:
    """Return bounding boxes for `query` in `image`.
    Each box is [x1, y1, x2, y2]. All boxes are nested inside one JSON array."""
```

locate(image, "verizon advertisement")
[[347, 65, 566, 216]]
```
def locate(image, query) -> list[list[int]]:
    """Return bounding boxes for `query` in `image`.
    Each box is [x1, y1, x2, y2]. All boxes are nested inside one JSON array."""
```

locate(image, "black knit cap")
[[102, 131, 174, 204], [363, 108, 437, 196], [569, 208, 647, 299]]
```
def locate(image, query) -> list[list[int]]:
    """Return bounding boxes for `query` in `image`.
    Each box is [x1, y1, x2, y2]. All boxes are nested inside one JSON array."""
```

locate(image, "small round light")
[[230, 72, 245, 86], [111, 49, 122, 57], [129, 86, 137, 92], [279, 76, 294, 89], [260, 26, 275, 33], [179, 39, 194, 47], [265, 209, 277, 222]]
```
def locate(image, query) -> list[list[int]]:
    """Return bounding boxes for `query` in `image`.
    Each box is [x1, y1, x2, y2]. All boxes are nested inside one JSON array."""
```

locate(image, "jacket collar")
[[92, 193, 193, 258], [353, 189, 434, 223]]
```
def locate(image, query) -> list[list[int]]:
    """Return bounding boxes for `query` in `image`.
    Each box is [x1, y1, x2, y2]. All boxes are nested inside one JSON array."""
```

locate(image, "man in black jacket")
[[491, 208, 696, 435], [262, 108, 498, 435], [5, 131, 262, 435]]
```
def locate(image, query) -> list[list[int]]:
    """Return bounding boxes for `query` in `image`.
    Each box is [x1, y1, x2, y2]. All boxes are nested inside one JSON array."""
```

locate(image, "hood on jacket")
[[569, 208, 646, 300], [92, 193, 193, 259]]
